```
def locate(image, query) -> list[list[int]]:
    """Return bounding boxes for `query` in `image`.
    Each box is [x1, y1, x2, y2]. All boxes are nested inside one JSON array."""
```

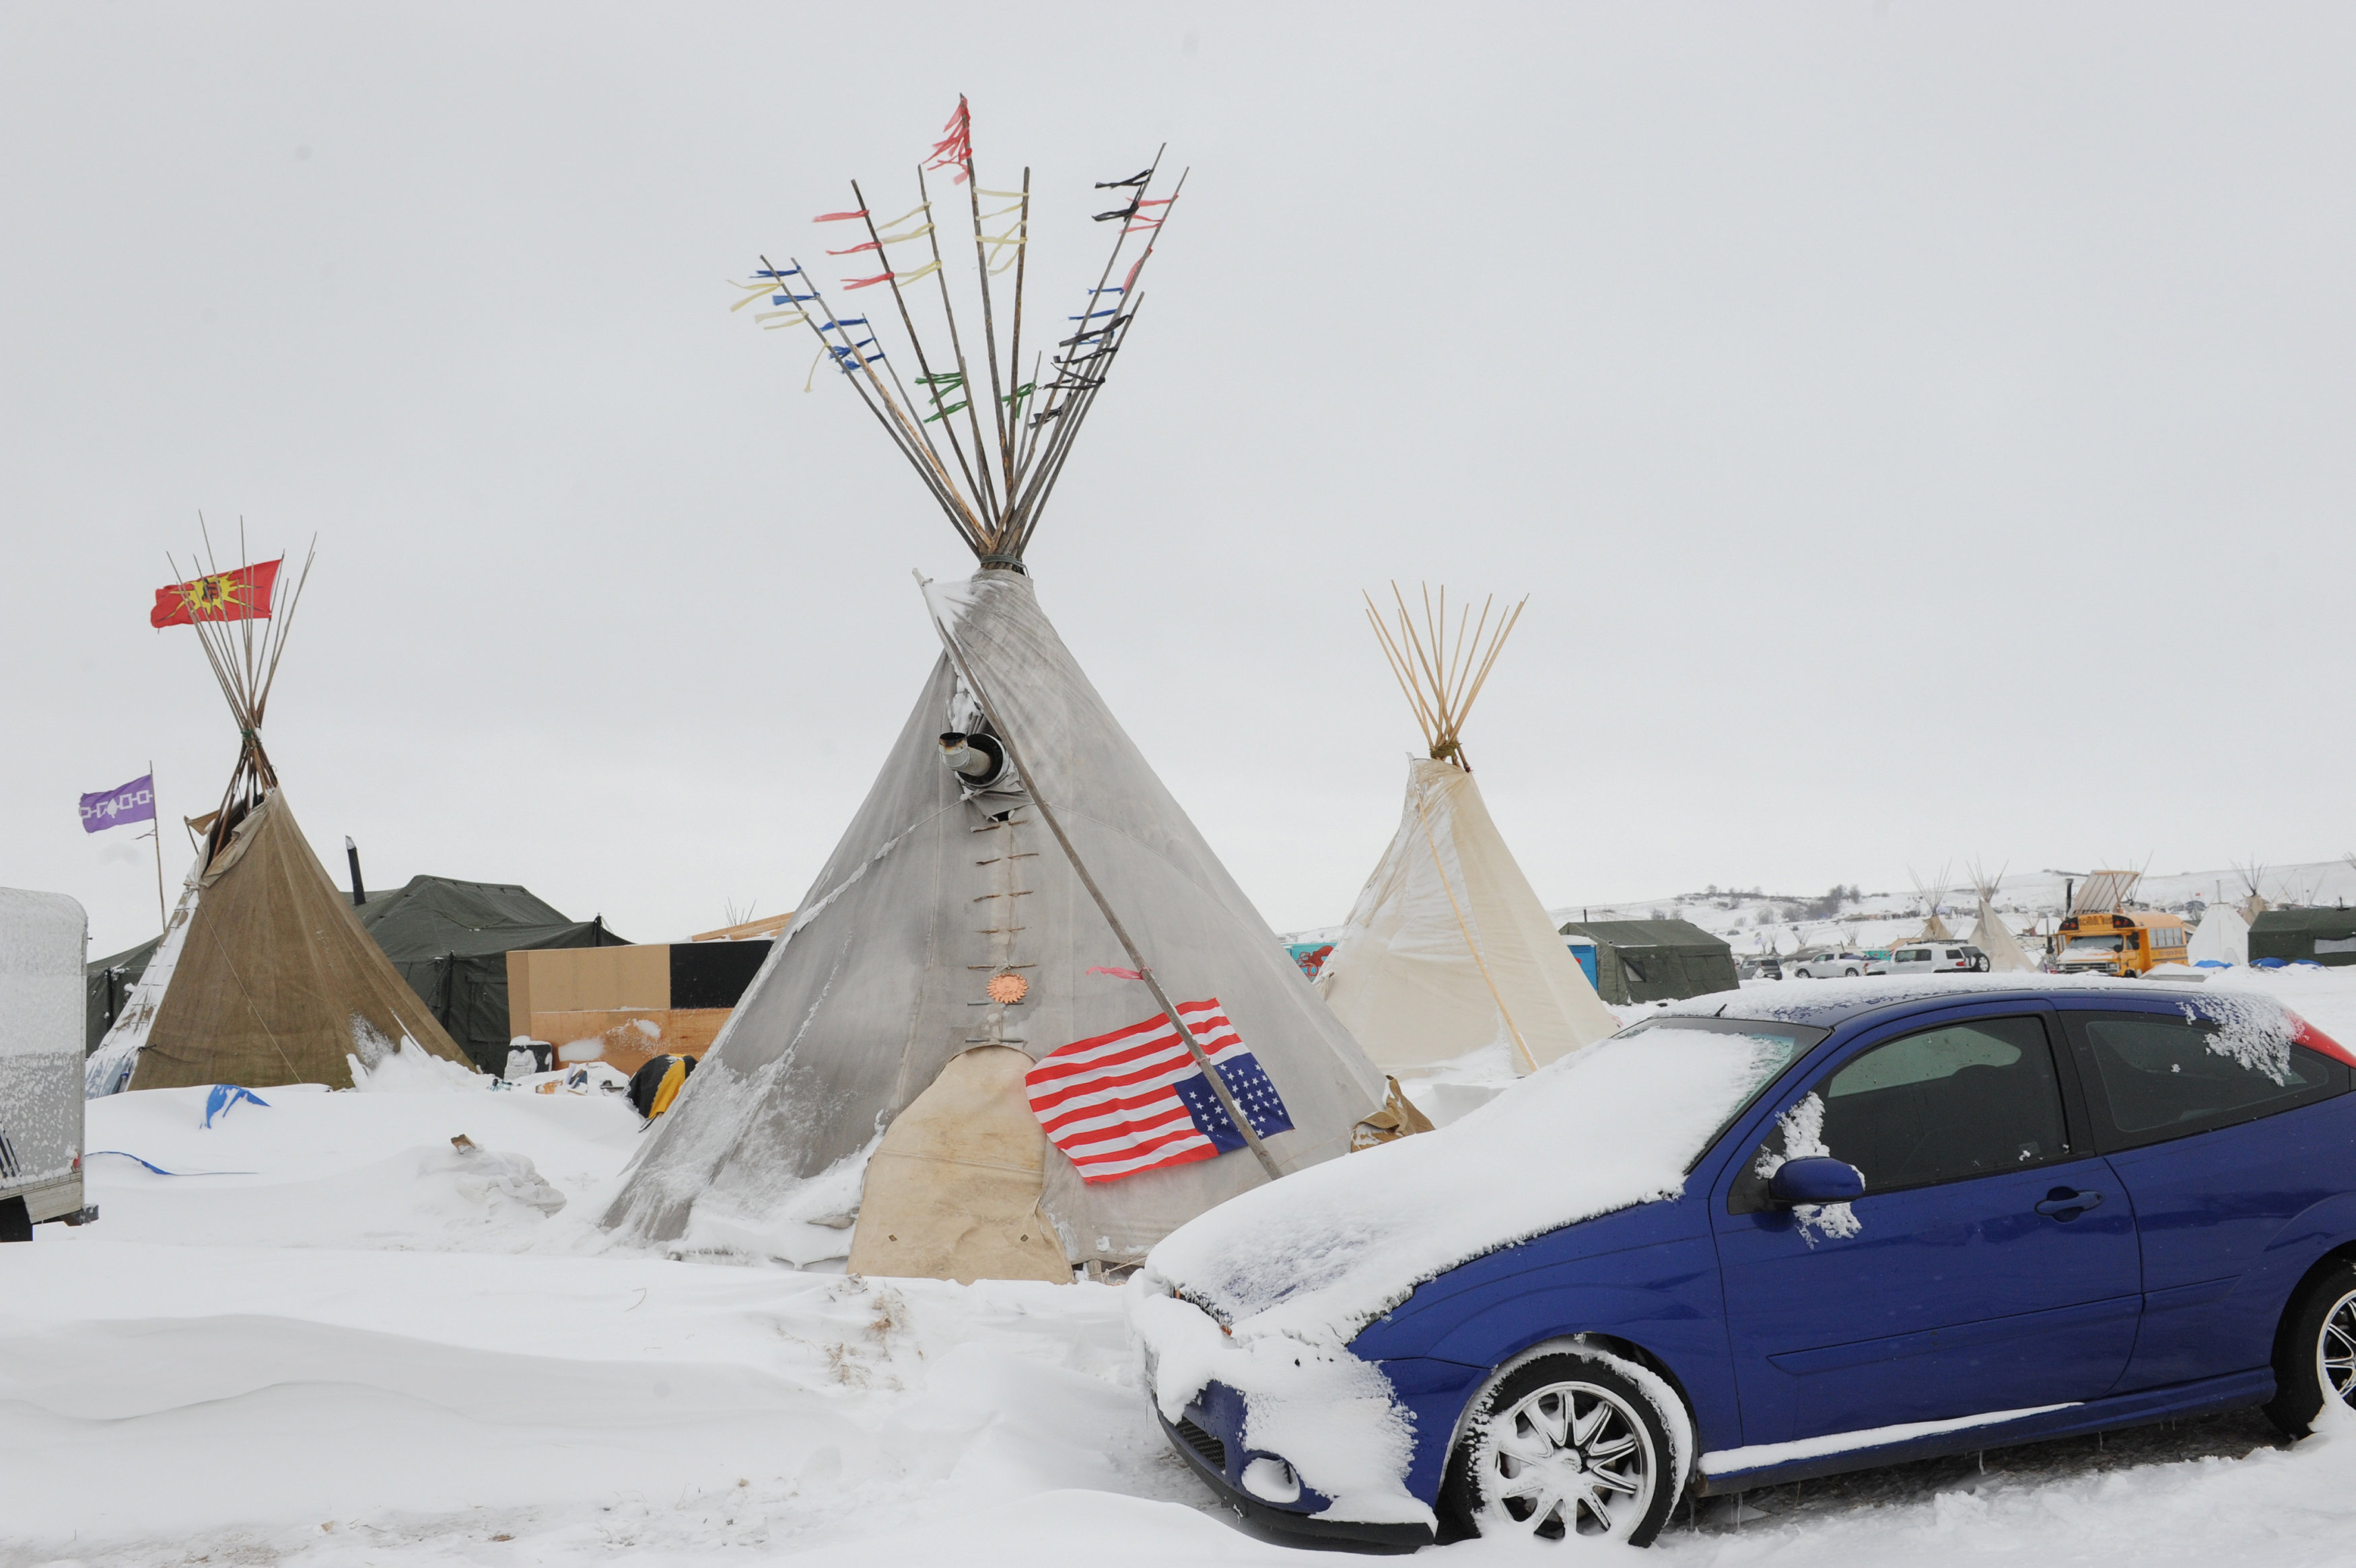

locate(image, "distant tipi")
[[87, 540, 473, 1095], [1906, 867, 1956, 943], [1964, 862, 2038, 972], [1312, 586, 1620, 1077], [600, 102, 1387, 1281]]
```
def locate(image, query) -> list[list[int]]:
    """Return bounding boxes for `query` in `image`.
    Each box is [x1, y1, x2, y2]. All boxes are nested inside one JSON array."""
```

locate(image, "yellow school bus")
[[2052, 911, 2190, 977]]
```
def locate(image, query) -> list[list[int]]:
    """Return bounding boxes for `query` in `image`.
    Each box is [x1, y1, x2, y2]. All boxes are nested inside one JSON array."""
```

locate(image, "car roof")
[[1663, 974, 2168, 1030]]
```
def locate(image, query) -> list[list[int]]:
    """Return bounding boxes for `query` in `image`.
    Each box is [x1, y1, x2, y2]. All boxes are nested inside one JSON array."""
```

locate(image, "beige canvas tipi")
[[1313, 587, 1620, 1077], [1964, 863, 2038, 973], [86, 544, 471, 1095]]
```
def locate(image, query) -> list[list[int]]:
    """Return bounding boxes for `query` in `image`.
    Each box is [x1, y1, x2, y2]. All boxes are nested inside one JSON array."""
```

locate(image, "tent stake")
[[924, 579, 1285, 1182]]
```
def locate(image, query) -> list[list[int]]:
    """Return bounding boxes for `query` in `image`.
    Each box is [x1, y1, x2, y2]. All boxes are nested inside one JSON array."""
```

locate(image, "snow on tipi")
[[1964, 862, 2037, 972], [86, 541, 473, 1096], [600, 102, 1387, 1282], [1312, 585, 1620, 1077]]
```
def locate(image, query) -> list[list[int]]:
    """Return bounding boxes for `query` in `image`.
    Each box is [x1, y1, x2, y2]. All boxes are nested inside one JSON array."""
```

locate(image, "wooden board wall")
[[508, 946, 671, 1040], [528, 1007, 733, 1076]]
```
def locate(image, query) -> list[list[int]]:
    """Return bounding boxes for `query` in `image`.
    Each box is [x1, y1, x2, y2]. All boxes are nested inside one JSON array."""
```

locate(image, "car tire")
[[2264, 1258, 2356, 1437], [1843, 968, 1858, 978], [1437, 1348, 1682, 1548]]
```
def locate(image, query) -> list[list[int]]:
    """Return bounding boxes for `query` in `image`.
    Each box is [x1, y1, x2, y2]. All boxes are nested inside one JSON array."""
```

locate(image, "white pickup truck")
[[1787, 950, 1885, 979]]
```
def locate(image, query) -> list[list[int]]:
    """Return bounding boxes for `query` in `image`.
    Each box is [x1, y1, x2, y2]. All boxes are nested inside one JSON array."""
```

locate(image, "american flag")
[[1025, 998, 1294, 1184]]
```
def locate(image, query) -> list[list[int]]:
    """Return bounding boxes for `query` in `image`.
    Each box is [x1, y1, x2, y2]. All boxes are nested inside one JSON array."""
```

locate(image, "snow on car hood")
[[1130, 1025, 1793, 1524]]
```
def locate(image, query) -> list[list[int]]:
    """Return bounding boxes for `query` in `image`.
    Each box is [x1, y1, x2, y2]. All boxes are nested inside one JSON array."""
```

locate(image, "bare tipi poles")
[[1907, 865, 1956, 942], [604, 102, 1385, 1281], [1315, 585, 1621, 1079], [86, 530, 471, 1095]]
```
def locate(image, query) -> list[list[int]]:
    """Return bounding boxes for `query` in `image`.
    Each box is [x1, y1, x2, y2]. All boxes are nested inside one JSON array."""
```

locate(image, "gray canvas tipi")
[[601, 103, 1387, 1279]]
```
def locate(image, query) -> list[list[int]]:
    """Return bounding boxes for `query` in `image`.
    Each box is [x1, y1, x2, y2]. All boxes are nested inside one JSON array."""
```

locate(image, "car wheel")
[[2265, 1259, 2356, 1437], [1843, 968, 1858, 978], [1439, 1349, 1680, 1547]]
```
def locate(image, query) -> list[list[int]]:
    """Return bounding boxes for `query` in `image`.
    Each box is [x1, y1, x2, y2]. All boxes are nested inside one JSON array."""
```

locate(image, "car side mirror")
[[1770, 1155, 1865, 1207]]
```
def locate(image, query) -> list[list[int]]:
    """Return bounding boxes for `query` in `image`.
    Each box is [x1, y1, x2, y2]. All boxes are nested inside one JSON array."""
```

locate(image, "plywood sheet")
[[526, 1007, 730, 1076]]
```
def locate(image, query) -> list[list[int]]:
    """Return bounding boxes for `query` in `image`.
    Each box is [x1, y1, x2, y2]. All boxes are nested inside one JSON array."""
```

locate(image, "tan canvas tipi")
[[1964, 862, 2037, 972], [1313, 587, 1620, 1077], [86, 542, 472, 1096], [600, 104, 1387, 1281]]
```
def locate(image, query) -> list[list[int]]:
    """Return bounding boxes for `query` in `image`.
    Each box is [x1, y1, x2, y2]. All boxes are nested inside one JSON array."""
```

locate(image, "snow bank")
[[27, 972, 2356, 1567], [78, 1081, 640, 1252]]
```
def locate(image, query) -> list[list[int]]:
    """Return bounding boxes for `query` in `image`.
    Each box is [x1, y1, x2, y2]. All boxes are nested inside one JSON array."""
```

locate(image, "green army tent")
[[1553, 918, 1739, 1004], [355, 876, 624, 1073], [86, 935, 162, 1053], [2249, 908, 2356, 968]]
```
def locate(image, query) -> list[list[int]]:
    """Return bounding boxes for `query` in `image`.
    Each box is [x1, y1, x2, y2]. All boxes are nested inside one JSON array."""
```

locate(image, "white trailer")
[[1, 888, 94, 1239]]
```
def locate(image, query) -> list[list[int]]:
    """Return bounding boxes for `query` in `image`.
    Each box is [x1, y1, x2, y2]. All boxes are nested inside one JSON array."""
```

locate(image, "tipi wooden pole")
[[909, 168, 1003, 534], [922, 579, 1286, 1182], [955, 125, 1014, 523], [998, 168, 1033, 497], [148, 758, 167, 935]]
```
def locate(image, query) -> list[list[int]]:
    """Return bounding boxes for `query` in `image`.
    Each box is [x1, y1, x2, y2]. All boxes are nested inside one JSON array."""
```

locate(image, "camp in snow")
[[9, 9, 2356, 1567]]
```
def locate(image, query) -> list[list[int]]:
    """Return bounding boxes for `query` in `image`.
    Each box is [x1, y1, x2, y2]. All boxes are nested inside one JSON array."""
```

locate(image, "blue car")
[[1134, 980, 2356, 1548]]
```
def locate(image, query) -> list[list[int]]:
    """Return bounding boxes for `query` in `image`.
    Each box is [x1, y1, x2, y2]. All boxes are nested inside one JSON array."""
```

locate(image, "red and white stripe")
[[1026, 999, 1243, 1184]]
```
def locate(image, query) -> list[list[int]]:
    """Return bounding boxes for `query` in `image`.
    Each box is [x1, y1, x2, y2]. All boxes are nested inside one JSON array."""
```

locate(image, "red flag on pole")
[[151, 560, 280, 628]]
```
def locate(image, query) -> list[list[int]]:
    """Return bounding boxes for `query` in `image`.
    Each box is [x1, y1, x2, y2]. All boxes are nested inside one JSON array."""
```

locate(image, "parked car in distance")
[[1889, 943, 1988, 974], [1138, 979, 2356, 1548], [1788, 950, 1881, 978], [1738, 957, 1783, 981]]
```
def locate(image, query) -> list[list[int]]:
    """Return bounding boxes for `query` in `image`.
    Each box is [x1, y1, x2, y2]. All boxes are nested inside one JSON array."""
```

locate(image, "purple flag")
[[80, 774, 156, 834]]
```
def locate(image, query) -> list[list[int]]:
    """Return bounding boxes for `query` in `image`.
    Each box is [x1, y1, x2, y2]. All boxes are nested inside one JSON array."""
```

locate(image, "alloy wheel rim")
[[2320, 1289, 2356, 1409], [1476, 1379, 1655, 1540]]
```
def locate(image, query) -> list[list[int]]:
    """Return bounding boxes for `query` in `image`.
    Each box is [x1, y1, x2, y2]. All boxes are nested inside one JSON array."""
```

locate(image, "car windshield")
[[1609, 1015, 1831, 1166], [2067, 935, 2124, 952]]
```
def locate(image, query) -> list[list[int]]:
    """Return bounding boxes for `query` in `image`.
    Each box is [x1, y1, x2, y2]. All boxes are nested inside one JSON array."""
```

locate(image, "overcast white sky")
[[7, 3, 2354, 958]]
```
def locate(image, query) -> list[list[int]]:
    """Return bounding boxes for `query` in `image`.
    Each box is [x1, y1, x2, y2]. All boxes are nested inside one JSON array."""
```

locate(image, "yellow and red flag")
[[151, 560, 279, 629]]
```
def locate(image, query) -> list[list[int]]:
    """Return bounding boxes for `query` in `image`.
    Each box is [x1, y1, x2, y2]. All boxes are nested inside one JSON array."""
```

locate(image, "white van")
[[1, 889, 94, 1240]]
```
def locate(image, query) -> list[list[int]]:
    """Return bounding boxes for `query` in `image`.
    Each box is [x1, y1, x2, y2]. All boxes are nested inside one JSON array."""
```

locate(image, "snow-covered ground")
[[11, 968, 2356, 1566]]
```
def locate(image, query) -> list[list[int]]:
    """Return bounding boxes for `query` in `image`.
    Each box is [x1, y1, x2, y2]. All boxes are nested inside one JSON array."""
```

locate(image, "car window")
[[1729, 1015, 2069, 1211], [2069, 1011, 2349, 1148]]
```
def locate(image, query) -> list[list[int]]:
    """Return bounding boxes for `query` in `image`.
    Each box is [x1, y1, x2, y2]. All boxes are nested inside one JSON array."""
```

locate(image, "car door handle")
[[2035, 1189, 2104, 1218]]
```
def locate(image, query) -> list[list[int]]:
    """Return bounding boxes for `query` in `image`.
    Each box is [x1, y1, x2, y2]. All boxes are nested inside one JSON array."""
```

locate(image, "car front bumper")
[[1155, 1400, 1433, 1553]]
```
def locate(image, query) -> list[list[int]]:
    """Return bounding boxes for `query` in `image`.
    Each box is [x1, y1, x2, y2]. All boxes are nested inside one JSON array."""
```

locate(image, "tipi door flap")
[[846, 1045, 1070, 1285]]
